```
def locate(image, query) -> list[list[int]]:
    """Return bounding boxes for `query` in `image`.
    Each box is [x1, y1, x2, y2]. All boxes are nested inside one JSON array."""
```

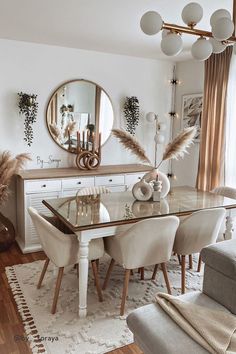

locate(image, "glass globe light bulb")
[[212, 17, 234, 41], [210, 9, 231, 27], [191, 37, 213, 61], [146, 112, 156, 123], [140, 11, 163, 36], [181, 2, 203, 27], [161, 32, 183, 56], [209, 38, 226, 54], [154, 134, 165, 144]]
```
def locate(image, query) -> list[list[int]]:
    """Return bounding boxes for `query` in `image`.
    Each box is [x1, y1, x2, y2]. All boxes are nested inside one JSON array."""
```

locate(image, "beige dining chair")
[[76, 186, 111, 196], [212, 186, 236, 241], [28, 207, 105, 314], [103, 216, 179, 316], [173, 208, 226, 294]]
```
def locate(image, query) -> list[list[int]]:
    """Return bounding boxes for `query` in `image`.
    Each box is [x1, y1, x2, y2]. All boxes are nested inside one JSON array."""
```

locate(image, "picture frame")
[[181, 93, 203, 142]]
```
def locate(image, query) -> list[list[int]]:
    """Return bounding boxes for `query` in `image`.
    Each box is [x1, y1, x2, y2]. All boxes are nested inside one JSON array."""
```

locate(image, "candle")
[[98, 132, 101, 155], [82, 131, 85, 149], [77, 131, 80, 153], [86, 129, 89, 150], [92, 132, 95, 153]]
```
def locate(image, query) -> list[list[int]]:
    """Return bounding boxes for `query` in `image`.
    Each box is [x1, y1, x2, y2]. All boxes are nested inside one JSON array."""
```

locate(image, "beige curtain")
[[196, 46, 232, 191]]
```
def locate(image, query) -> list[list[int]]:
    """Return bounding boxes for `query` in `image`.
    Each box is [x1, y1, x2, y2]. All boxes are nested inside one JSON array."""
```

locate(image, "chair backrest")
[[212, 186, 236, 200], [76, 186, 111, 196], [109, 216, 179, 269], [174, 208, 226, 255], [28, 207, 78, 267]]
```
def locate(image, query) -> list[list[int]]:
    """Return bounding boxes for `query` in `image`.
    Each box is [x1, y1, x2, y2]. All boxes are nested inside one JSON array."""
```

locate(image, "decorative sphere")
[[140, 11, 163, 35], [209, 37, 226, 54], [210, 9, 231, 27], [212, 17, 234, 41], [154, 134, 165, 144], [181, 2, 203, 26], [146, 112, 156, 122], [161, 33, 183, 56], [191, 37, 213, 61]]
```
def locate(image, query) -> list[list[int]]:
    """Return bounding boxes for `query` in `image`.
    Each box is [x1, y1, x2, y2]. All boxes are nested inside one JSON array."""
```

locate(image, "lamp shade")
[[181, 2, 203, 26], [210, 9, 231, 27], [191, 37, 213, 61], [146, 112, 156, 122], [154, 134, 165, 144], [209, 37, 227, 54], [161, 33, 183, 56], [212, 17, 234, 41], [162, 29, 170, 38], [140, 11, 163, 35]]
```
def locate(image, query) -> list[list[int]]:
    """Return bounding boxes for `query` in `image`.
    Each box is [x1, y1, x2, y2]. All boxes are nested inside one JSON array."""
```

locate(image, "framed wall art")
[[181, 93, 203, 142]]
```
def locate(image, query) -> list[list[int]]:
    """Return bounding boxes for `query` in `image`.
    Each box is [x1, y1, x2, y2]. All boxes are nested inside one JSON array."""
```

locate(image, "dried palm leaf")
[[64, 121, 77, 139], [112, 129, 151, 164], [0, 151, 11, 176], [159, 126, 196, 167]]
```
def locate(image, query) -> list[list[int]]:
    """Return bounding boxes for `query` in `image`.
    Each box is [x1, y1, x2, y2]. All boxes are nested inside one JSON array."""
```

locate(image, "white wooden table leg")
[[225, 215, 234, 240], [78, 237, 90, 318]]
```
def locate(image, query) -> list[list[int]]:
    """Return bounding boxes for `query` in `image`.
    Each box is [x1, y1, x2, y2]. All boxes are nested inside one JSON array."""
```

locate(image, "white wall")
[[0, 39, 173, 223], [172, 60, 204, 187]]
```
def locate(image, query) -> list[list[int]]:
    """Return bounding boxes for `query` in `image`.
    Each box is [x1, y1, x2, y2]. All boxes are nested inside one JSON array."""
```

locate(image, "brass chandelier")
[[140, 2, 236, 61]]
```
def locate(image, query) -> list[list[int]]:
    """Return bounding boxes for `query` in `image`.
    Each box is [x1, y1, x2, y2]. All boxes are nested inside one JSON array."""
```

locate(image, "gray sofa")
[[127, 239, 236, 354]]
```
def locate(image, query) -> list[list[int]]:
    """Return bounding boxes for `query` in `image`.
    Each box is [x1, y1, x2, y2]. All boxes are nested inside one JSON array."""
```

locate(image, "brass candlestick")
[[75, 130, 101, 170]]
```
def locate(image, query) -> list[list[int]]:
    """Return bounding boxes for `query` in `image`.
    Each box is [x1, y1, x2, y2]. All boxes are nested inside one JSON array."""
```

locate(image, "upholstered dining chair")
[[28, 207, 105, 314], [212, 186, 236, 241], [173, 208, 226, 294], [76, 185, 111, 196], [103, 216, 179, 316]]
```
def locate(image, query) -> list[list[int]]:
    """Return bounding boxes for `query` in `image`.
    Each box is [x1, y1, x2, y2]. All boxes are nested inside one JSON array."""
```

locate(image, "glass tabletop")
[[42, 186, 236, 231]]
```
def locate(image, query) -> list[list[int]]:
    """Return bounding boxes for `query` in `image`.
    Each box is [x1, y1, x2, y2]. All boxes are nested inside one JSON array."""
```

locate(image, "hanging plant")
[[18, 92, 38, 146], [123, 96, 140, 135]]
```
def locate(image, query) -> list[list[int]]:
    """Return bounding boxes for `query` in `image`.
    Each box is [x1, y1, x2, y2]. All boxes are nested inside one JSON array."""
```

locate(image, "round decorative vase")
[[132, 180, 153, 201], [142, 169, 170, 198], [0, 212, 15, 252]]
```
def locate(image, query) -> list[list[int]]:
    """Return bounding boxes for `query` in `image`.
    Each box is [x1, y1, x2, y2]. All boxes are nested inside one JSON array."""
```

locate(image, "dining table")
[[42, 186, 236, 318]]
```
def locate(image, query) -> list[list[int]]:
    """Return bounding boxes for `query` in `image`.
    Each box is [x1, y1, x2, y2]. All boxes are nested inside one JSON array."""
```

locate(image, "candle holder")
[[75, 130, 101, 170]]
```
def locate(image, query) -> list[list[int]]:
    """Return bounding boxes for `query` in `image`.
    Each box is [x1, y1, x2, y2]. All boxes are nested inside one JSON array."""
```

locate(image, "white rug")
[[6, 256, 203, 354]]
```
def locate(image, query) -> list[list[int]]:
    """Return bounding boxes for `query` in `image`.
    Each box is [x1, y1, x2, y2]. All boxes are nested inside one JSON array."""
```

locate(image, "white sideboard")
[[16, 164, 151, 253]]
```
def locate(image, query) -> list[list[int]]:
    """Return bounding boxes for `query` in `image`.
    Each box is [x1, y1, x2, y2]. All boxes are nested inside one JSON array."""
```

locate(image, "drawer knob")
[[77, 181, 81, 185], [109, 179, 113, 182], [41, 184, 46, 188], [138, 177, 141, 180]]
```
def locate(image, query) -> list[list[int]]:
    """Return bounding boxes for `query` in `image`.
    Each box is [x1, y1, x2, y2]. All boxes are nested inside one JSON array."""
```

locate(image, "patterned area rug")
[[6, 256, 203, 354]]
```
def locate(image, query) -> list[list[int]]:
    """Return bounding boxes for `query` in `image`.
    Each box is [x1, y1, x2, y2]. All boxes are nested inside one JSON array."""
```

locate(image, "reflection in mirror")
[[46, 80, 114, 153]]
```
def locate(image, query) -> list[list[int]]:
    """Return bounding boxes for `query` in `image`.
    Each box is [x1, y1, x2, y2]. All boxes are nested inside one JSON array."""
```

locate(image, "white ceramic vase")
[[142, 169, 170, 198], [132, 180, 153, 201]]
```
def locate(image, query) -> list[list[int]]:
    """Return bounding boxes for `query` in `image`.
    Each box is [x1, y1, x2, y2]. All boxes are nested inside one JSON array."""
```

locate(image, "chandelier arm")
[[163, 22, 236, 43]]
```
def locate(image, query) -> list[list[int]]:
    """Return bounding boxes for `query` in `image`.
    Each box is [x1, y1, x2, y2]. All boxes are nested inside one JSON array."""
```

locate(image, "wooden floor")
[[0, 243, 142, 354]]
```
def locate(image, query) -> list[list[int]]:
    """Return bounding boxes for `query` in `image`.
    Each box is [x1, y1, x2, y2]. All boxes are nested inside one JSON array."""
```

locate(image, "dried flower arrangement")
[[123, 96, 140, 135], [0, 151, 31, 204], [112, 127, 196, 169], [18, 92, 38, 146]]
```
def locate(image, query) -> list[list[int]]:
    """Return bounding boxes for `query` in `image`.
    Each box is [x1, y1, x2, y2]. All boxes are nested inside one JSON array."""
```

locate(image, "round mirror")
[[46, 79, 114, 153]]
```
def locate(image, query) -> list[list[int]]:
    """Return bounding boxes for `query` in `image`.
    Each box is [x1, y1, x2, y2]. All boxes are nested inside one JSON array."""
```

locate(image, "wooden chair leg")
[[91, 261, 103, 302], [197, 254, 202, 272], [161, 263, 172, 295], [138, 268, 141, 274], [152, 264, 158, 280], [120, 269, 130, 316], [96, 259, 99, 272], [181, 255, 186, 294], [130, 270, 134, 275], [37, 258, 50, 289], [140, 267, 144, 280], [189, 254, 193, 269], [177, 255, 181, 265], [102, 258, 115, 290], [51, 267, 64, 314]]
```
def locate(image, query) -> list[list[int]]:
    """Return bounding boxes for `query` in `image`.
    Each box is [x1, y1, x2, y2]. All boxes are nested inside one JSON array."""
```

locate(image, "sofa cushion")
[[201, 240, 236, 279]]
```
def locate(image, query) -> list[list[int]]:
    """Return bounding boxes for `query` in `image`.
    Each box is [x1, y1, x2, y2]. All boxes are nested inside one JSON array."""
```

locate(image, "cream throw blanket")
[[156, 293, 236, 354]]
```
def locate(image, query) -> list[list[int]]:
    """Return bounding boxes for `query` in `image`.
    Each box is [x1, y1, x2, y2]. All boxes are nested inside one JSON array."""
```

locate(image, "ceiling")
[[0, 0, 233, 61]]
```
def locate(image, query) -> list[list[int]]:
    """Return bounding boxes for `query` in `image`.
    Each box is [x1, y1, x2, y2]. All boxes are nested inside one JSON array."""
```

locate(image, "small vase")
[[0, 212, 15, 252], [132, 180, 153, 201], [142, 168, 170, 198]]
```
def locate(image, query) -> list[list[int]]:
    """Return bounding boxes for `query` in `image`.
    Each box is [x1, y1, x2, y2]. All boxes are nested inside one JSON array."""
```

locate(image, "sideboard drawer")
[[25, 180, 61, 194], [95, 174, 125, 186], [125, 173, 146, 186], [62, 177, 94, 190]]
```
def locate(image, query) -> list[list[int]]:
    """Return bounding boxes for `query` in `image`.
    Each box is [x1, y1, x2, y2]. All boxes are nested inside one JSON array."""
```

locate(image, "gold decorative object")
[[75, 130, 101, 170]]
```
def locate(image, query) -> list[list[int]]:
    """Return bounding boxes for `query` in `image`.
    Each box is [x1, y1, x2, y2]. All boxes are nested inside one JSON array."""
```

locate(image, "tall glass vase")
[[0, 211, 15, 252]]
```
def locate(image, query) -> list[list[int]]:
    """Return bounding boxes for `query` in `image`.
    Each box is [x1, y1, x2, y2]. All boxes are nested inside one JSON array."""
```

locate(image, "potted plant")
[[0, 151, 30, 251]]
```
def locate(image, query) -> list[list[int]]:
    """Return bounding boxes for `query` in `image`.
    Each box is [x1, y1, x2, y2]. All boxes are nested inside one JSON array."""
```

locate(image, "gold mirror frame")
[[46, 79, 114, 154]]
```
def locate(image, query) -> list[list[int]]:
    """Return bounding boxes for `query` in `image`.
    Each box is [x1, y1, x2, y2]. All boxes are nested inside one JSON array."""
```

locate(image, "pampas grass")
[[64, 122, 77, 139], [49, 123, 61, 140], [112, 127, 196, 169], [112, 129, 151, 164], [158, 126, 196, 167], [0, 152, 31, 204]]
